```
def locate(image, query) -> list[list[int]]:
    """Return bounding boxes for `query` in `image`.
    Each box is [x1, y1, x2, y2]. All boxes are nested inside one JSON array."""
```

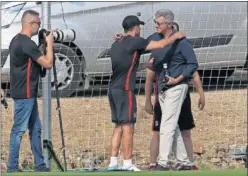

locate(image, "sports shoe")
[[147, 164, 157, 170], [106, 164, 122, 171], [122, 165, 141, 171], [6, 168, 22, 173], [174, 162, 193, 171], [150, 164, 171, 171], [192, 165, 200, 170], [168, 161, 176, 168], [34, 164, 50, 172]]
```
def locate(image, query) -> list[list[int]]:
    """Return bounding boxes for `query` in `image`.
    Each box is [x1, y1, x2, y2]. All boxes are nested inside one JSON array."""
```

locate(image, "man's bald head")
[[21, 10, 40, 25], [21, 10, 41, 36]]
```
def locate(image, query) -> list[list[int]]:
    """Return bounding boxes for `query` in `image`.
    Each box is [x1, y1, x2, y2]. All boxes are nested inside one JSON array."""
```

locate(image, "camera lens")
[[39, 28, 76, 44], [55, 29, 75, 42]]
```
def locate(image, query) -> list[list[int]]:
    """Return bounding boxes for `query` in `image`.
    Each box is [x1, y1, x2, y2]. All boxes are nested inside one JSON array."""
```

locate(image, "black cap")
[[122, 15, 145, 30]]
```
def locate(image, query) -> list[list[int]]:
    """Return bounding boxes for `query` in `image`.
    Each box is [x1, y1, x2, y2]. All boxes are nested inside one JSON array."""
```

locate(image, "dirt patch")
[[1, 89, 247, 170]]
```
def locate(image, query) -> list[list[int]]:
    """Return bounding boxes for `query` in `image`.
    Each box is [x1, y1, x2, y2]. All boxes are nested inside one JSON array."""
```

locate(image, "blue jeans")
[[7, 98, 45, 170]]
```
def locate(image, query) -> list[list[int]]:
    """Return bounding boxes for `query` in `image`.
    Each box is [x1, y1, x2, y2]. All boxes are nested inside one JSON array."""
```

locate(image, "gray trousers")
[[158, 83, 191, 165]]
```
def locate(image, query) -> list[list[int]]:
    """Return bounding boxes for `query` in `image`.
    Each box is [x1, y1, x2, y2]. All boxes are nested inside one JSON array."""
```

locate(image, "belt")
[[160, 79, 189, 93]]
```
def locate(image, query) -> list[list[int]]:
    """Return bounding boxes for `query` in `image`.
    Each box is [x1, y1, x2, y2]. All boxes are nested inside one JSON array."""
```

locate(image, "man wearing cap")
[[145, 9, 199, 170], [108, 15, 186, 171]]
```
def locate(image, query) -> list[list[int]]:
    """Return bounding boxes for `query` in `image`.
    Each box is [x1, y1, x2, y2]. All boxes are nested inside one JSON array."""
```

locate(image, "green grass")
[[3, 169, 247, 176]]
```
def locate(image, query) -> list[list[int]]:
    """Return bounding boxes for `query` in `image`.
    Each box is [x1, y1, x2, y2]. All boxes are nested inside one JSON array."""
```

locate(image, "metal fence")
[[0, 1, 247, 172]]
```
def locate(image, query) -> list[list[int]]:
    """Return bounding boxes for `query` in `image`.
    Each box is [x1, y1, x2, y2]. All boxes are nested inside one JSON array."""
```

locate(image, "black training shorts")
[[152, 91, 195, 131], [108, 88, 137, 124]]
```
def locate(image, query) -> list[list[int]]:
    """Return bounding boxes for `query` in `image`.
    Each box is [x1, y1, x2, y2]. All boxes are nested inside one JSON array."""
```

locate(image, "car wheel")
[[39, 43, 84, 97]]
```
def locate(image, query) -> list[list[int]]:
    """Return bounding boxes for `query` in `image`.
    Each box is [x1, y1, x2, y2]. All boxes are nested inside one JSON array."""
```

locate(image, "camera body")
[[38, 28, 76, 78], [38, 28, 76, 45]]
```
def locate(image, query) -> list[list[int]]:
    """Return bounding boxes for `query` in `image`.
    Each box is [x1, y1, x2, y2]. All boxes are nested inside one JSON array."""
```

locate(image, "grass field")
[[2, 169, 247, 176]]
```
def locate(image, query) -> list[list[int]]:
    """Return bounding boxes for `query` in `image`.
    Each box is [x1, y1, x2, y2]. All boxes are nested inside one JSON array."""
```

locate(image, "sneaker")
[[150, 164, 171, 171], [168, 161, 176, 169], [106, 164, 122, 171], [6, 168, 22, 173], [34, 164, 50, 172], [147, 164, 157, 170], [192, 165, 200, 170], [174, 162, 193, 171], [122, 165, 141, 172]]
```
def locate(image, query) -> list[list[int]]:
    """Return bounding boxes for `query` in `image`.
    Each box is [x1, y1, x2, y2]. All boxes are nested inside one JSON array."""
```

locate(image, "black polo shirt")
[[9, 34, 43, 99], [110, 35, 149, 91]]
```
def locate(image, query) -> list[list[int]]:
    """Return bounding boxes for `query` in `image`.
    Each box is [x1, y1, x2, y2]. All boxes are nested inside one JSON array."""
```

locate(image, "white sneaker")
[[174, 161, 194, 171], [107, 164, 122, 171], [122, 165, 141, 172]]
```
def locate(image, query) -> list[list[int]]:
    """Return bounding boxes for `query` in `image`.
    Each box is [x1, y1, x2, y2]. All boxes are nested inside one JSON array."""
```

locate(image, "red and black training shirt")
[[110, 35, 149, 91], [9, 34, 43, 99]]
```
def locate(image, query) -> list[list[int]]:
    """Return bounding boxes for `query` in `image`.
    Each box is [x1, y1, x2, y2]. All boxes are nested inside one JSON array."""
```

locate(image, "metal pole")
[[41, 2, 52, 169]]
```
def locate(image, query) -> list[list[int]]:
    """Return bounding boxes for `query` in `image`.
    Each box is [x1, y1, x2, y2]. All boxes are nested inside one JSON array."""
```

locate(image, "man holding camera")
[[7, 10, 53, 172]]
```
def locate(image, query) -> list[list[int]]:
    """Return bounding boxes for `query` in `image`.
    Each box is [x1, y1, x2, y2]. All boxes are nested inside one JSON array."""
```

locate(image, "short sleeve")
[[131, 37, 149, 52], [22, 39, 43, 61]]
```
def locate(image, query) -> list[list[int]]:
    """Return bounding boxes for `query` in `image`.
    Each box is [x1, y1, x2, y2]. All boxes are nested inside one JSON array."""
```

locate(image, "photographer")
[[7, 10, 53, 173]]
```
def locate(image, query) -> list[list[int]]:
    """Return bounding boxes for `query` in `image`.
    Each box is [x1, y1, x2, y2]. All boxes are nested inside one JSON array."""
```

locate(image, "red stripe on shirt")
[[125, 51, 138, 91], [26, 58, 32, 98]]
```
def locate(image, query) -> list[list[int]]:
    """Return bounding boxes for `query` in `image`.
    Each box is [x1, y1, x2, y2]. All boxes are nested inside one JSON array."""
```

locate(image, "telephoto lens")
[[38, 29, 76, 44], [53, 29, 76, 42]]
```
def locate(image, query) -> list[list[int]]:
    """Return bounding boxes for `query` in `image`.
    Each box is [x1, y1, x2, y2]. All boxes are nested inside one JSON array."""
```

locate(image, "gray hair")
[[155, 9, 174, 24]]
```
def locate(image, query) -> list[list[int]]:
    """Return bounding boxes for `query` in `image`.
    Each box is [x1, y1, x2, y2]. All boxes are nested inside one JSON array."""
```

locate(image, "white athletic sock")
[[109, 157, 118, 167], [123, 159, 132, 168]]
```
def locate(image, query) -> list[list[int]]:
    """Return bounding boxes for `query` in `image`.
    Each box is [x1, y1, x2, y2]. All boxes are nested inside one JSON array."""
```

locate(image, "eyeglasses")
[[153, 19, 168, 26], [23, 21, 41, 26], [29, 21, 41, 26]]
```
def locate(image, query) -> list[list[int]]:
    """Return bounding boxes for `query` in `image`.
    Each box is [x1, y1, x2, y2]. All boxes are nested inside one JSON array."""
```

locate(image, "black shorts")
[[152, 91, 195, 131], [108, 88, 137, 124]]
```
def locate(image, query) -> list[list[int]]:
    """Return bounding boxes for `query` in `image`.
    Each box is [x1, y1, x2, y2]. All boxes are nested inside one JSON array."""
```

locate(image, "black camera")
[[38, 29, 76, 45], [38, 29, 76, 78]]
